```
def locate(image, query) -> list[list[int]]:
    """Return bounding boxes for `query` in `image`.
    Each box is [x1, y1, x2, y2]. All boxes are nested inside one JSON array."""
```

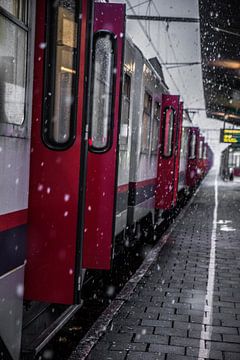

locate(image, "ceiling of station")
[[199, 0, 240, 126]]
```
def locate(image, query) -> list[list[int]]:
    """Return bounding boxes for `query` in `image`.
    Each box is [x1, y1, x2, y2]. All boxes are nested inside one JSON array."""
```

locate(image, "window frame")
[[0, 3, 29, 129], [41, 0, 81, 151], [119, 72, 131, 151], [0, 3, 28, 29], [141, 90, 152, 154], [161, 106, 175, 158], [199, 139, 204, 159], [189, 132, 197, 159], [203, 144, 207, 159], [88, 30, 117, 154], [151, 100, 161, 154]]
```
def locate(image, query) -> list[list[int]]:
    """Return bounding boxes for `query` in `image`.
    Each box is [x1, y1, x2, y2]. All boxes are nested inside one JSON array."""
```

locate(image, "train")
[[220, 144, 240, 181], [0, 1, 213, 359]]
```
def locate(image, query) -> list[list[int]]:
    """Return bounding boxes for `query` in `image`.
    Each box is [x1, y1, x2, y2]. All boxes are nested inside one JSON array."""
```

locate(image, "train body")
[[0, 1, 213, 359]]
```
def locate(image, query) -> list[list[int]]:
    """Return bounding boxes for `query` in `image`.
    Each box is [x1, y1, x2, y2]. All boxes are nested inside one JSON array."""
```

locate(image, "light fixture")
[[208, 60, 240, 70]]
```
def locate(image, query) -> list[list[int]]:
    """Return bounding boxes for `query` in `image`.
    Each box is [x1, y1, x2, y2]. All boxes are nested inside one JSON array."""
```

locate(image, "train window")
[[203, 145, 207, 159], [199, 140, 203, 159], [89, 32, 115, 152], [42, 0, 79, 148], [189, 133, 196, 159], [0, 3, 28, 126], [141, 92, 152, 153], [151, 101, 161, 153], [119, 73, 131, 148], [0, 0, 27, 23], [162, 107, 174, 157]]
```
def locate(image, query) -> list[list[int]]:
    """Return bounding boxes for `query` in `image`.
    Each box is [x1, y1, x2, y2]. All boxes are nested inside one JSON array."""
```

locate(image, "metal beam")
[[162, 62, 201, 69], [127, 15, 199, 23]]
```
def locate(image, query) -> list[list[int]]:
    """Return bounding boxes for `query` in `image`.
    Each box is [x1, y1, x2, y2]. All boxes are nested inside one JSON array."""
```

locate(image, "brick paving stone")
[[110, 342, 147, 352], [223, 334, 240, 343], [141, 319, 172, 328], [189, 329, 222, 341], [133, 334, 169, 345], [83, 177, 240, 360], [149, 344, 185, 355], [118, 325, 154, 335], [186, 347, 223, 359], [166, 355, 196, 360], [170, 336, 201, 348], [154, 327, 187, 338], [206, 341, 240, 352], [87, 350, 126, 360], [206, 325, 238, 335], [224, 352, 240, 360], [126, 351, 165, 360]]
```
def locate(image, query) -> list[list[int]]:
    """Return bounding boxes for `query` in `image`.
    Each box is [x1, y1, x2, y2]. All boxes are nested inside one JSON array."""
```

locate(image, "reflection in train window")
[[43, 1, 79, 148], [141, 91, 152, 153], [199, 140, 203, 159], [189, 133, 196, 159], [151, 101, 160, 153], [90, 32, 115, 151], [0, 7, 27, 125], [162, 107, 174, 157], [119, 73, 131, 148]]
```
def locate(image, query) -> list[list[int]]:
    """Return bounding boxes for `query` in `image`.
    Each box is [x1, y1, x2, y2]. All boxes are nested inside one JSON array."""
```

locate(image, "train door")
[[25, 0, 93, 305], [82, 3, 125, 270], [155, 94, 181, 210], [186, 127, 200, 188]]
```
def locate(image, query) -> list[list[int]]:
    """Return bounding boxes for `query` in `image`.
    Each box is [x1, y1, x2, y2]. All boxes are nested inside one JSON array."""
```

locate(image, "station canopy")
[[199, 0, 240, 126]]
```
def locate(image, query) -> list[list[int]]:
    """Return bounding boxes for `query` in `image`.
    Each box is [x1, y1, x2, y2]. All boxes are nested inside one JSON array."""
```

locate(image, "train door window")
[[189, 133, 196, 159], [151, 101, 160, 153], [42, 0, 79, 148], [199, 140, 203, 159], [141, 91, 152, 153], [0, 1, 28, 125], [90, 32, 115, 152], [119, 73, 131, 149], [162, 107, 174, 157], [203, 145, 207, 159]]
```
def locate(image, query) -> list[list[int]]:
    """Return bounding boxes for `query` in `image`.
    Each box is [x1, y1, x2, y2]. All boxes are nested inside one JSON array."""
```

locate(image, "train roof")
[[125, 36, 169, 92]]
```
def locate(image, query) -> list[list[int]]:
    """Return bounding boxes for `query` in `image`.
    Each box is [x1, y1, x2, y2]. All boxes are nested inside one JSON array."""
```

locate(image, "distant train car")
[[220, 145, 240, 180]]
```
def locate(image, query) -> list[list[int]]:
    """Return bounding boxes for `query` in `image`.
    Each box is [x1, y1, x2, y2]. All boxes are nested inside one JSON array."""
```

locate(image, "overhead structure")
[[199, 0, 240, 126]]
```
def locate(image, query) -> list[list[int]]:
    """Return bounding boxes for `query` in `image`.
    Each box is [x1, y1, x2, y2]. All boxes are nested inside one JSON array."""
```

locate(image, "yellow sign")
[[220, 129, 240, 143]]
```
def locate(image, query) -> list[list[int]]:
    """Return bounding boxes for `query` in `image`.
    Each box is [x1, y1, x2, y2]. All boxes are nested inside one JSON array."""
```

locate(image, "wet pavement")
[[69, 171, 240, 360]]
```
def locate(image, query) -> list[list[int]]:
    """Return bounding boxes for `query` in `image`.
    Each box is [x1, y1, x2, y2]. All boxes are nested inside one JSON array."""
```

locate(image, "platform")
[[70, 171, 240, 360]]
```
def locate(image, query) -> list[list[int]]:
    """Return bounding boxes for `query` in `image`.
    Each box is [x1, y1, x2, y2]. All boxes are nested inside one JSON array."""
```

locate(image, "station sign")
[[220, 129, 240, 143]]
